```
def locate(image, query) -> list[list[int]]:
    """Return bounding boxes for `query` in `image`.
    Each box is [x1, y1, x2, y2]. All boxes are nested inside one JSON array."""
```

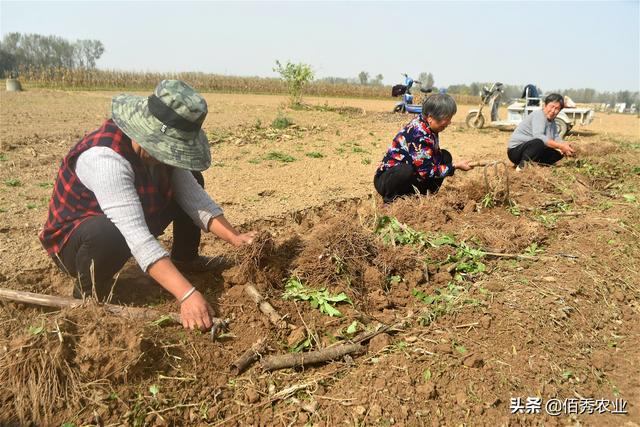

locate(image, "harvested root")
[[294, 216, 378, 293], [244, 284, 293, 329], [261, 343, 364, 371], [0, 322, 83, 424], [235, 230, 276, 282], [230, 338, 268, 375]]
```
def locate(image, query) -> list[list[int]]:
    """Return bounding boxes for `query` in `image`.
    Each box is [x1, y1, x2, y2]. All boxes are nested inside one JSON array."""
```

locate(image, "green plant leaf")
[[423, 369, 432, 381], [346, 321, 358, 335], [28, 325, 45, 335], [622, 194, 637, 202], [150, 314, 174, 327], [149, 384, 159, 398], [321, 302, 342, 317]]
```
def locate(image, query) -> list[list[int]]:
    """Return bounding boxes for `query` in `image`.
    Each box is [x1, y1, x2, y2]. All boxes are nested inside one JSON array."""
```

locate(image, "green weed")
[[271, 115, 293, 129], [264, 151, 295, 163], [507, 201, 521, 216], [361, 158, 372, 165], [481, 193, 495, 208], [444, 243, 486, 276], [305, 151, 324, 158], [0, 153, 6, 161], [523, 242, 544, 256], [37, 182, 53, 189], [282, 276, 352, 317], [413, 282, 484, 326], [375, 216, 428, 246], [4, 178, 21, 187], [207, 128, 231, 144]]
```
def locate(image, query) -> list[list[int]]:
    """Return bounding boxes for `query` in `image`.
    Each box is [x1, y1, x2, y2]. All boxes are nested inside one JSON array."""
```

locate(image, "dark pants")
[[374, 149, 452, 203], [56, 172, 205, 300], [507, 139, 563, 167]]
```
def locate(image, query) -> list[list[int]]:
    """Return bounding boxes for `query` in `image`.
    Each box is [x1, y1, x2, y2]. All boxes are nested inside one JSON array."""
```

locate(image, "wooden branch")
[[261, 343, 364, 371], [231, 338, 268, 375], [244, 284, 293, 329], [0, 287, 230, 333]]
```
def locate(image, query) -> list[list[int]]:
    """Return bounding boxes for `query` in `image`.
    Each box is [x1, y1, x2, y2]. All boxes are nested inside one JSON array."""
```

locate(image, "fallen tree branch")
[[261, 343, 364, 371], [243, 284, 293, 329], [230, 338, 268, 375], [0, 287, 230, 334]]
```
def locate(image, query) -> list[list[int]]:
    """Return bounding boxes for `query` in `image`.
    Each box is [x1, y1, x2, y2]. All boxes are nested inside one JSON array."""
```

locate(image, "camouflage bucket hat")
[[111, 79, 211, 171]]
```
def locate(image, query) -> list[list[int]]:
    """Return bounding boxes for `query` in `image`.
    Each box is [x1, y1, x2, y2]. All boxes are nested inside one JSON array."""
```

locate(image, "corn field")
[[14, 66, 479, 104]]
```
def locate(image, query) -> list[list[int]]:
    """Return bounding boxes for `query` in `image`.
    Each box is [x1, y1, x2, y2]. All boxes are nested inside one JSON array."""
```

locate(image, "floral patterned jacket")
[[376, 114, 454, 180]]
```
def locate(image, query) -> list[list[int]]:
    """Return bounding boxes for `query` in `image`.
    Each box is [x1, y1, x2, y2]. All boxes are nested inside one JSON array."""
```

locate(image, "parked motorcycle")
[[392, 74, 433, 113]]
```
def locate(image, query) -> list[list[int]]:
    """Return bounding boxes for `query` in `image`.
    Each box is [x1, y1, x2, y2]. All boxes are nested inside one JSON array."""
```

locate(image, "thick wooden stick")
[[231, 338, 268, 375], [243, 284, 293, 329], [0, 287, 232, 332], [261, 343, 364, 372]]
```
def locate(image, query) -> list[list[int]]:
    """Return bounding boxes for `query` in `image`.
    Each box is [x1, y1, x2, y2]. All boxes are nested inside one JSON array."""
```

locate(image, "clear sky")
[[1, 1, 639, 92]]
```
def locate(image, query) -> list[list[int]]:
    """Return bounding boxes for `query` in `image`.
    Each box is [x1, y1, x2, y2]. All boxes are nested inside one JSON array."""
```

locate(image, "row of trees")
[[447, 82, 638, 108], [0, 32, 104, 76]]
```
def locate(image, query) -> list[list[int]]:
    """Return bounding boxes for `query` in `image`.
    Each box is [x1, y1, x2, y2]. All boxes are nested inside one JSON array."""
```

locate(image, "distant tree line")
[[447, 81, 639, 107], [0, 32, 104, 77]]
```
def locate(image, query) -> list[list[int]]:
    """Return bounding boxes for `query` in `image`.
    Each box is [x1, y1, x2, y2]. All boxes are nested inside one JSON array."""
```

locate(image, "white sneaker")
[[515, 165, 524, 172]]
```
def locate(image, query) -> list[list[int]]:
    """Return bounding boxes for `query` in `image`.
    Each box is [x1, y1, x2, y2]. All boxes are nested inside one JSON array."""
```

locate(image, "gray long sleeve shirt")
[[508, 109, 561, 150], [75, 146, 223, 272]]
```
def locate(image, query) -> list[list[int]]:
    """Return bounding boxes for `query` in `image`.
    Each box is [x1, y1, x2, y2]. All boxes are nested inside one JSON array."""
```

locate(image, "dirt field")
[[0, 89, 639, 426]]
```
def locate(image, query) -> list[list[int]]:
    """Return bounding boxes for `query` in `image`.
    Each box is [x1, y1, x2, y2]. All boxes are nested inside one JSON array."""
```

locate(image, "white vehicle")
[[465, 82, 595, 138]]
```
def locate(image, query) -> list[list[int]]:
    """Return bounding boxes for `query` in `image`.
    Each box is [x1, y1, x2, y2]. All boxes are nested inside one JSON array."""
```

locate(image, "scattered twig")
[[454, 322, 479, 329], [261, 343, 364, 371], [230, 338, 268, 375]]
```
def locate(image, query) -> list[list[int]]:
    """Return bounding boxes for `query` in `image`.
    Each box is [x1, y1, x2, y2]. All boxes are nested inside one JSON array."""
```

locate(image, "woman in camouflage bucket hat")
[[40, 80, 256, 331]]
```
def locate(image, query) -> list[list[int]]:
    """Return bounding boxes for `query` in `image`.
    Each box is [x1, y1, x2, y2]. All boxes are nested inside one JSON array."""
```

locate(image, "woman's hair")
[[422, 94, 457, 120], [544, 93, 565, 109]]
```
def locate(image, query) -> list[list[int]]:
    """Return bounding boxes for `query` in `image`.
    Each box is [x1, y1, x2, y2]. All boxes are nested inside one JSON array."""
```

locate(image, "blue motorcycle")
[[392, 74, 433, 113]]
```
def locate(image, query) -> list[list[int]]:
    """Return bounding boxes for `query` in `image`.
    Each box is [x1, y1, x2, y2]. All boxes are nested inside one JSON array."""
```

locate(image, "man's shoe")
[[171, 255, 219, 273]]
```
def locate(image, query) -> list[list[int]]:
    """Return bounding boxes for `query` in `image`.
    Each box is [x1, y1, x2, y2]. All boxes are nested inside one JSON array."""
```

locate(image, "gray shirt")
[[508, 109, 561, 149], [75, 146, 223, 272]]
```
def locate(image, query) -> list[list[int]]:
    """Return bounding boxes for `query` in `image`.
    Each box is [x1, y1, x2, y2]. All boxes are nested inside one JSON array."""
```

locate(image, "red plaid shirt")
[[39, 120, 173, 256]]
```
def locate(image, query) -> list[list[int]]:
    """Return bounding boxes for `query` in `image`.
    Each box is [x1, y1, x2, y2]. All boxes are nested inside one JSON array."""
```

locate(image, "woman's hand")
[[231, 231, 258, 247], [453, 160, 473, 171], [208, 215, 257, 247], [560, 144, 575, 157], [180, 290, 216, 330]]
